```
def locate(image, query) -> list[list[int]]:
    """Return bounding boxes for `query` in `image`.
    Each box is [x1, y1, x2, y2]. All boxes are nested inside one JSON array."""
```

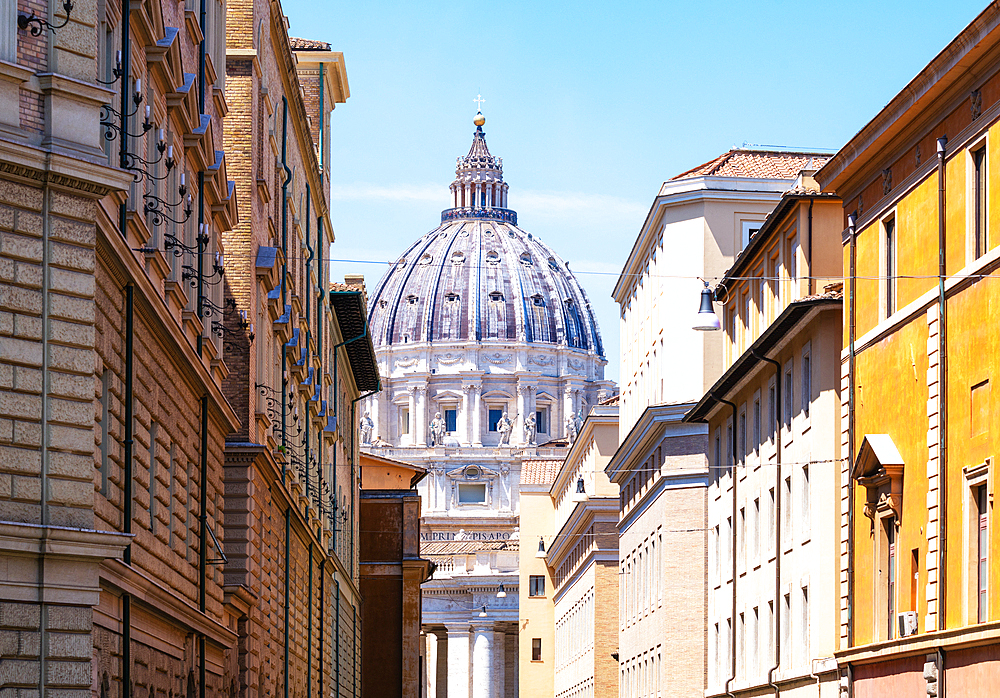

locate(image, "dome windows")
[[489, 291, 504, 302], [548, 257, 558, 270], [485, 251, 501, 265], [419, 254, 433, 265], [520, 252, 533, 266], [531, 294, 545, 307], [451, 251, 466, 265], [406, 295, 419, 305], [445, 292, 460, 302]]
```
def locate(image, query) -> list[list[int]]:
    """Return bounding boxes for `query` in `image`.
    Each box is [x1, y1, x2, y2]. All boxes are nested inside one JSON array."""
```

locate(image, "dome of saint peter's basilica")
[[360, 112, 615, 698]]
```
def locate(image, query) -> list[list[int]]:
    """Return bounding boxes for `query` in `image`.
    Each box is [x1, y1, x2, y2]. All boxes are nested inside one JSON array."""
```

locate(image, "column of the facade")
[[416, 385, 427, 447], [447, 625, 471, 698], [408, 387, 417, 445], [493, 628, 505, 698], [462, 384, 474, 446], [425, 631, 438, 698], [472, 386, 483, 447], [471, 624, 494, 698]]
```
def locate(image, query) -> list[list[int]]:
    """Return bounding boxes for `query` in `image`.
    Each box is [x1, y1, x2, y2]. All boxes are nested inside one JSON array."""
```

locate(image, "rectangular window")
[[529, 575, 545, 597], [168, 444, 176, 546], [783, 475, 793, 543], [100, 369, 111, 496], [753, 497, 760, 561], [536, 407, 548, 434], [738, 507, 746, 568], [751, 606, 759, 677], [885, 217, 896, 317], [444, 408, 457, 432], [768, 383, 776, 443], [781, 593, 791, 666], [148, 422, 158, 534], [714, 428, 721, 470], [753, 398, 761, 456], [800, 586, 810, 663], [784, 364, 793, 428], [977, 484, 989, 622], [768, 487, 776, 552], [726, 423, 734, 473], [974, 146, 987, 259], [400, 407, 410, 435], [739, 409, 747, 465], [488, 408, 503, 432], [802, 351, 811, 419], [801, 464, 811, 538], [458, 483, 486, 504], [737, 613, 745, 678], [885, 518, 896, 639], [713, 525, 720, 582], [532, 638, 542, 661]]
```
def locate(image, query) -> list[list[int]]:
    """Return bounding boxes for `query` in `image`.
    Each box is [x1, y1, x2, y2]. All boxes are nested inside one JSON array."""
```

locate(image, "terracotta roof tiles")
[[289, 37, 331, 51], [422, 540, 519, 556], [671, 149, 831, 181], [520, 459, 562, 485]]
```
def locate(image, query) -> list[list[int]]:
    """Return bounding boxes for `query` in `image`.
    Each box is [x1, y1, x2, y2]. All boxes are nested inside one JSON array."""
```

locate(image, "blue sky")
[[285, 0, 990, 383]]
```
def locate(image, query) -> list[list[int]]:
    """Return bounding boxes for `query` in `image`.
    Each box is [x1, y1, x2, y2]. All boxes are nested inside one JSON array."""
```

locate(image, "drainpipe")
[[284, 510, 291, 698], [752, 349, 782, 698], [304, 189, 313, 501], [199, 395, 208, 698], [319, 558, 324, 698], [335, 579, 341, 695], [807, 199, 815, 295], [124, 285, 134, 560], [123, 285, 134, 698], [331, 306, 368, 555], [714, 391, 738, 698], [847, 212, 857, 650], [280, 98, 291, 477], [318, 62, 325, 172], [307, 543, 313, 698], [196, 0, 207, 355], [936, 136, 948, 636]]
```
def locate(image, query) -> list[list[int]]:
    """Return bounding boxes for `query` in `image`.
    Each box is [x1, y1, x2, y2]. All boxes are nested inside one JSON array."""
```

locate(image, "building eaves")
[[815, 4, 1000, 193], [684, 294, 843, 423], [671, 149, 832, 181], [330, 291, 380, 393]]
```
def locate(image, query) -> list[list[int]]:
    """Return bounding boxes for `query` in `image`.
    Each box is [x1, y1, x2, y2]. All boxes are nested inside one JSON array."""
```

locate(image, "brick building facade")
[[0, 2, 370, 698]]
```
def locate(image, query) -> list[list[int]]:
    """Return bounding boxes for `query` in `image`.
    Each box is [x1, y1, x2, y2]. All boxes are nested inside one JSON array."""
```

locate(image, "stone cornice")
[[0, 137, 133, 197], [100, 559, 238, 647]]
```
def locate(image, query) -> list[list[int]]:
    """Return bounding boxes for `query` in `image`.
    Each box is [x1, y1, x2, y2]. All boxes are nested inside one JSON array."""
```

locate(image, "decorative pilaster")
[[463, 383, 477, 446], [416, 385, 428, 447], [925, 303, 941, 632], [472, 385, 483, 447], [407, 386, 417, 445]]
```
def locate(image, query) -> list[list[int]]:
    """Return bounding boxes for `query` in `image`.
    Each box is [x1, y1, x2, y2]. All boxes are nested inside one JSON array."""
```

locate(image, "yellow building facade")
[[816, 5, 1000, 694], [518, 404, 620, 698]]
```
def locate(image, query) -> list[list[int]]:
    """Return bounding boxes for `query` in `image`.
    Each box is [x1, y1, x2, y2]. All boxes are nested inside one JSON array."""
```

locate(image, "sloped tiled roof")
[[520, 459, 562, 485], [671, 149, 831, 181], [422, 540, 519, 556], [289, 37, 331, 51]]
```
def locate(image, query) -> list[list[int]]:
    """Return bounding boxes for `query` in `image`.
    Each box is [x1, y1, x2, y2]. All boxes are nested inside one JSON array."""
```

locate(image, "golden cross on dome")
[[473, 94, 486, 111]]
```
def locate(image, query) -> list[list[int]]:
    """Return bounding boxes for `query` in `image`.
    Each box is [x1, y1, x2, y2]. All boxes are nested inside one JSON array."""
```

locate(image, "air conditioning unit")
[[897, 611, 918, 637]]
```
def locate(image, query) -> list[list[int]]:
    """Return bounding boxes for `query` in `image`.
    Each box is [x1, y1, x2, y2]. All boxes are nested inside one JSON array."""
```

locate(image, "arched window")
[[520, 252, 533, 266], [485, 251, 500, 265]]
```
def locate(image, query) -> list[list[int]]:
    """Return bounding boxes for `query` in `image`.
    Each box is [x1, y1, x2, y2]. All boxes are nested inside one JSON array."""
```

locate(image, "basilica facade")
[[362, 113, 614, 697]]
